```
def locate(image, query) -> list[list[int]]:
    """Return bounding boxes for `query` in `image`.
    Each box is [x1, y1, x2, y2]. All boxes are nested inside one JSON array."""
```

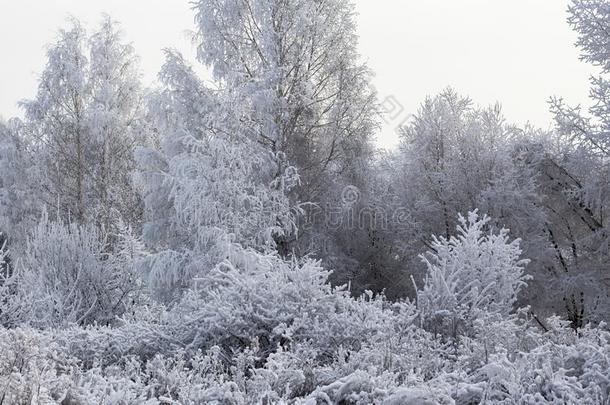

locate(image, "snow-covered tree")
[[393, 90, 541, 296], [392, 90, 595, 323], [21, 17, 147, 232], [551, 0, 610, 158], [545, 0, 610, 325], [192, 0, 378, 202], [0, 120, 18, 230], [137, 52, 300, 301], [399, 90, 517, 240], [0, 119, 34, 243], [191, 0, 380, 279]]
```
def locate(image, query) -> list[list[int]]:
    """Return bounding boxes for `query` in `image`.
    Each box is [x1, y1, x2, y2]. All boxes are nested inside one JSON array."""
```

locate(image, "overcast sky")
[[0, 0, 598, 148]]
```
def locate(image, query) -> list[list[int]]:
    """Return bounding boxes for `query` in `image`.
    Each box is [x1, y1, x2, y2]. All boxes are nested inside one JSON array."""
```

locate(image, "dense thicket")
[[1, 0, 610, 403]]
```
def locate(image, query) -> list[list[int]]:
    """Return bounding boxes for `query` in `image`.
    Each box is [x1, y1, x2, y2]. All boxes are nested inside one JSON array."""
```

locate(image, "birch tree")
[[21, 17, 147, 233], [192, 0, 378, 202]]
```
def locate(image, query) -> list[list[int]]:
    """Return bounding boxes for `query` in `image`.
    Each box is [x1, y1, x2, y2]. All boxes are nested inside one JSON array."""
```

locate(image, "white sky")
[[0, 0, 598, 148]]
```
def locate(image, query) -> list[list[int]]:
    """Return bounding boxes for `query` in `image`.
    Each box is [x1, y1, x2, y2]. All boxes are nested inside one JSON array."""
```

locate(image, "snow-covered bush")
[[451, 320, 610, 404], [0, 327, 76, 404], [161, 245, 404, 364], [2, 286, 610, 404], [6, 216, 141, 328], [417, 211, 530, 339]]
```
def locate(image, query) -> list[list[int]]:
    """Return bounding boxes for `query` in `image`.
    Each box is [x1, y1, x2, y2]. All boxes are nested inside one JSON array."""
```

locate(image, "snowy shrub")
[[164, 246, 400, 363], [8, 216, 141, 328], [453, 323, 610, 404], [455, 309, 543, 376], [0, 327, 244, 404], [0, 328, 75, 404], [1, 304, 610, 404], [417, 210, 530, 339]]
